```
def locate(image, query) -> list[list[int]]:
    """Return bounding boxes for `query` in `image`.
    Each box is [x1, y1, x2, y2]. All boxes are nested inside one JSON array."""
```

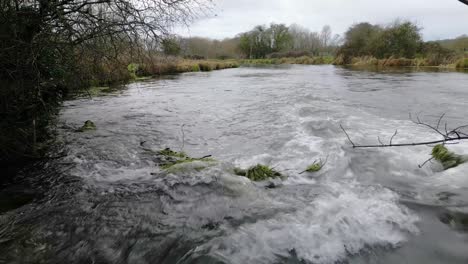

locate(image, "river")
[[1, 65, 468, 263]]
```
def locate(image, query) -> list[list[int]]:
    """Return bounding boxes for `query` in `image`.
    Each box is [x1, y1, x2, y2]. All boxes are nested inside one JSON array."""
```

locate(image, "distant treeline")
[[164, 21, 467, 66], [162, 23, 341, 59]]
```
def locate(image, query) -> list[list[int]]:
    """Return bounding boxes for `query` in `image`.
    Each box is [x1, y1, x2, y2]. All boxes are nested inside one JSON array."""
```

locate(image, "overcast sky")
[[176, 0, 468, 40]]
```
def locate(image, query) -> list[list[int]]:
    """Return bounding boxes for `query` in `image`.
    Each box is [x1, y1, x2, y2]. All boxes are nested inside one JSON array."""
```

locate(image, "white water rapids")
[[1, 65, 468, 264]]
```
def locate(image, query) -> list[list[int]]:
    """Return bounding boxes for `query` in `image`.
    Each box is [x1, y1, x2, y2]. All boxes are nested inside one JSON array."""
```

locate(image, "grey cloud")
[[176, 0, 468, 40]]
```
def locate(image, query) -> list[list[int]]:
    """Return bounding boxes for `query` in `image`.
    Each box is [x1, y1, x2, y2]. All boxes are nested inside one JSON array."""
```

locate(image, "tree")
[[320, 25, 332, 49], [338, 22, 382, 60], [238, 25, 271, 59], [268, 23, 293, 52], [371, 21, 422, 59], [288, 24, 321, 54], [0, 0, 211, 162], [162, 37, 182, 56]]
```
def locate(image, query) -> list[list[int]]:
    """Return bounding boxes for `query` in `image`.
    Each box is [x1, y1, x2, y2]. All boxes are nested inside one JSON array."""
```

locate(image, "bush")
[[456, 58, 468, 69]]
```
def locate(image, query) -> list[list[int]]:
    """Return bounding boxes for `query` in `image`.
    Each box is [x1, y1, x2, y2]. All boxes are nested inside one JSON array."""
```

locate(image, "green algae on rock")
[[156, 148, 216, 172], [303, 163, 323, 173], [158, 148, 188, 159], [234, 164, 282, 182], [432, 144, 468, 170], [78, 120, 97, 132]]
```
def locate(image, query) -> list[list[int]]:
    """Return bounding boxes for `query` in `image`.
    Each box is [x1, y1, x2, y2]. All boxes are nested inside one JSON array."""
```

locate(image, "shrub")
[[456, 58, 468, 69]]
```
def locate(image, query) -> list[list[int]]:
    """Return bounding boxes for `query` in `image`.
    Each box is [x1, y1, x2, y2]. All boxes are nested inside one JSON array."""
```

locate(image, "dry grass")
[[137, 58, 239, 76], [335, 55, 464, 69], [241, 56, 334, 65]]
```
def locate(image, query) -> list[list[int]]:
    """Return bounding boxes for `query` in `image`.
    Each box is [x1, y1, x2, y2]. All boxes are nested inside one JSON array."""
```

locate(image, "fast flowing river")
[[1, 65, 468, 263]]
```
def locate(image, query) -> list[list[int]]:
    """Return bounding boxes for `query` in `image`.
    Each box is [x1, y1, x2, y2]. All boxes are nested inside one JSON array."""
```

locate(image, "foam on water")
[[195, 183, 419, 264]]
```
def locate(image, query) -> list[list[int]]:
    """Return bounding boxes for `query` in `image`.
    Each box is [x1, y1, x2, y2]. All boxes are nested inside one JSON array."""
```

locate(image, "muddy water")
[[1, 65, 468, 264]]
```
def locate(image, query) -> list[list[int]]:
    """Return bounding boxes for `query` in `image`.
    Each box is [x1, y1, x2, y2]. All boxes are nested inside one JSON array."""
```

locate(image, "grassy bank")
[[241, 56, 334, 65], [333, 55, 468, 69], [1, 57, 239, 165], [134, 58, 240, 77]]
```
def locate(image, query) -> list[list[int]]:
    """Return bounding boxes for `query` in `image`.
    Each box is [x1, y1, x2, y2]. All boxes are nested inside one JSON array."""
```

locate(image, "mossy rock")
[[234, 164, 282, 182], [158, 148, 188, 159], [160, 156, 216, 170], [304, 163, 323, 173], [78, 120, 96, 132], [164, 159, 217, 174], [432, 144, 467, 170], [156, 148, 216, 172]]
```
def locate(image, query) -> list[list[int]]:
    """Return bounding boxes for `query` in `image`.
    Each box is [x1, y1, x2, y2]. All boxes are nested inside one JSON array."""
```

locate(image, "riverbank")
[[333, 56, 468, 69], [135, 58, 240, 77], [240, 56, 334, 65]]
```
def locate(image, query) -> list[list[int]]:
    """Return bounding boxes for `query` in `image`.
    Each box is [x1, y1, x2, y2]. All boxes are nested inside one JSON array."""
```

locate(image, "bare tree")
[[320, 25, 332, 49]]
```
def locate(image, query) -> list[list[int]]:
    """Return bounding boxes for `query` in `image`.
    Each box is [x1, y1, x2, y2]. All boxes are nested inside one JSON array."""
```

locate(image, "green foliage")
[[339, 23, 382, 61], [158, 148, 188, 158], [234, 164, 282, 181], [336, 20, 464, 66], [456, 58, 468, 69], [300, 157, 328, 174], [338, 21, 423, 63], [127, 63, 139, 79], [191, 64, 201, 72], [373, 22, 422, 59], [432, 144, 466, 170]]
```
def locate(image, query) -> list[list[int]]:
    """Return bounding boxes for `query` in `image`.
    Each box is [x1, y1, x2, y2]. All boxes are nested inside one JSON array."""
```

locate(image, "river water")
[[1, 65, 468, 263]]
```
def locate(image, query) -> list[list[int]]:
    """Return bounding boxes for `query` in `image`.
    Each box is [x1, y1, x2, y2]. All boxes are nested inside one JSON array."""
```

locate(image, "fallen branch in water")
[[340, 114, 468, 149]]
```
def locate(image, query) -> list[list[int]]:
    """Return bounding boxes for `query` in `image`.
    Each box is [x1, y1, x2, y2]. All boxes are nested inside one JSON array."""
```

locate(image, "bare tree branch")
[[341, 114, 468, 149]]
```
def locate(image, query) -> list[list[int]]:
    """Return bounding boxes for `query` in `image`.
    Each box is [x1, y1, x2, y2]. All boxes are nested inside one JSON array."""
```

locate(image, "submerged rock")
[[439, 211, 468, 231], [77, 120, 96, 132]]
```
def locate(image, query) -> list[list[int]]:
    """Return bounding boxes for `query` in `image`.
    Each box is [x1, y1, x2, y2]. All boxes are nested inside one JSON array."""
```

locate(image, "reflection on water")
[[1, 65, 468, 264]]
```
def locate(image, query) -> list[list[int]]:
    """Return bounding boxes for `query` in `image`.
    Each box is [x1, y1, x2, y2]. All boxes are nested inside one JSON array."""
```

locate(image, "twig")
[[340, 124, 356, 147], [390, 130, 398, 145], [378, 136, 384, 146], [418, 157, 434, 168], [436, 113, 445, 130], [196, 155, 212, 159]]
